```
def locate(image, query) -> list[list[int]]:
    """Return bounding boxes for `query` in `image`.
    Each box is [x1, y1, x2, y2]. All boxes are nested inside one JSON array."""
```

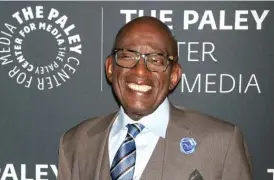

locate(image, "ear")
[[169, 63, 182, 90], [105, 56, 114, 83]]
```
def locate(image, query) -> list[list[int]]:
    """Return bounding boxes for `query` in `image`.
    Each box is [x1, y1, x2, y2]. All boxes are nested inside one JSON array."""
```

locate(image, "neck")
[[123, 107, 160, 121], [124, 111, 144, 121], [121, 98, 169, 121]]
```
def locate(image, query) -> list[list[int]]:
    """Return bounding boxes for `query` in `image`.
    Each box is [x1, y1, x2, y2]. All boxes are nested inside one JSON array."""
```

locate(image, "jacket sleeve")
[[221, 126, 253, 180]]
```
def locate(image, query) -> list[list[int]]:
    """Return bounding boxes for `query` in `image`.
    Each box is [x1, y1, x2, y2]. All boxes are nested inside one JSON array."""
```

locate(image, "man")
[[57, 16, 253, 180]]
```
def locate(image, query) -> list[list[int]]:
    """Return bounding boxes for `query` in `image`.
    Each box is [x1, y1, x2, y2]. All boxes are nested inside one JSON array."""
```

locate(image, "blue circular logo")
[[180, 137, 197, 154]]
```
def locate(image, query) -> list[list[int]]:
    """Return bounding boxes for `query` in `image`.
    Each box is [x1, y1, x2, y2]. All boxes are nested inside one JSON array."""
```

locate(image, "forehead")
[[115, 23, 173, 54]]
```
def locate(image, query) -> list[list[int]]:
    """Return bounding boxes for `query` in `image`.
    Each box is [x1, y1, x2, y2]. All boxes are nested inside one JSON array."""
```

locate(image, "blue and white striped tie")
[[110, 123, 145, 180]]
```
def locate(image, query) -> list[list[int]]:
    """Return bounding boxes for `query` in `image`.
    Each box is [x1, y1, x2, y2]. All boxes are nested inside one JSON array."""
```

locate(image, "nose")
[[134, 57, 150, 76]]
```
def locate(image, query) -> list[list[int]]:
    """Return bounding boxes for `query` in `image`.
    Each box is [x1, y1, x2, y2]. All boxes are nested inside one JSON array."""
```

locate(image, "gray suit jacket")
[[57, 104, 253, 180]]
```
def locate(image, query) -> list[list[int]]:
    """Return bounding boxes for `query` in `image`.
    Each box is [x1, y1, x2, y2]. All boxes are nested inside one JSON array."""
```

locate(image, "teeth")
[[127, 83, 152, 92]]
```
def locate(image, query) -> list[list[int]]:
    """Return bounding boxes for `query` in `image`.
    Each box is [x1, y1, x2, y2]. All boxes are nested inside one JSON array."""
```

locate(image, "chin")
[[124, 102, 156, 116]]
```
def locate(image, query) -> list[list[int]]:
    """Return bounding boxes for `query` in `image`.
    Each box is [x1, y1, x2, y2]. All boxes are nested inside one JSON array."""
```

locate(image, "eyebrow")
[[116, 48, 169, 56]]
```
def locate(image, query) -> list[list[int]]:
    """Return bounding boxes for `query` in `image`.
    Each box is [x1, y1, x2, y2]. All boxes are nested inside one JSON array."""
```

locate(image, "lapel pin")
[[180, 137, 197, 154]]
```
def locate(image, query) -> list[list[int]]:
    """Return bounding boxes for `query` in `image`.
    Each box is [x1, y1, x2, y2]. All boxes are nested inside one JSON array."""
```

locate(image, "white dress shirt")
[[108, 98, 170, 180]]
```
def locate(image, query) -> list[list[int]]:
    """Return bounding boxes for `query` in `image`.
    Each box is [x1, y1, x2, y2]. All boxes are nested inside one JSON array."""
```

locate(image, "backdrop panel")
[[0, 1, 273, 180]]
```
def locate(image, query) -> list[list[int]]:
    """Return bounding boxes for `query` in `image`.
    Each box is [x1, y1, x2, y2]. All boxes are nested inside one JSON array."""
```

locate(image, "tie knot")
[[126, 123, 145, 138]]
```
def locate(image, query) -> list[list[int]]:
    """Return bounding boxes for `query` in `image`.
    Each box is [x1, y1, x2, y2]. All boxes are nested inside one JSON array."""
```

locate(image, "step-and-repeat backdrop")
[[0, 1, 273, 180]]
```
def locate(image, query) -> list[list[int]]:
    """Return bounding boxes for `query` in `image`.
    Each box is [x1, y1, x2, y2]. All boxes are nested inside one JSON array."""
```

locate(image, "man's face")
[[106, 22, 181, 119]]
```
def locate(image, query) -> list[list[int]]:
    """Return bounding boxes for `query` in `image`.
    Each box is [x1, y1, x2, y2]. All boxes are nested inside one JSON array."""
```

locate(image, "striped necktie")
[[110, 123, 145, 180]]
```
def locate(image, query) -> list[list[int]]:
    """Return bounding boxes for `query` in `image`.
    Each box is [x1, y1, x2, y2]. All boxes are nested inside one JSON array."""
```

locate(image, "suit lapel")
[[139, 137, 165, 180], [161, 104, 205, 180], [162, 104, 194, 180], [98, 127, 112, 180], [140, 104, 194, 180], [78, 112, 118, 180]]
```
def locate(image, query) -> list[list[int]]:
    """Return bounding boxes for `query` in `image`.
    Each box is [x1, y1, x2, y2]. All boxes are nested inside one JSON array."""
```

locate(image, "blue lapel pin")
[[180, 137, 197, 154]]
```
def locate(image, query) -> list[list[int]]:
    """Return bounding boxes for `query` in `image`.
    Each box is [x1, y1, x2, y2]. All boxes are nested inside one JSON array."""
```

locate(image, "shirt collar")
[[115, 98, 170, 138]]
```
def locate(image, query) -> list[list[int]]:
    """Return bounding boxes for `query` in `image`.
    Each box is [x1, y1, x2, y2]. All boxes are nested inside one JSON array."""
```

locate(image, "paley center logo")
[[0, 6, 82, 90]]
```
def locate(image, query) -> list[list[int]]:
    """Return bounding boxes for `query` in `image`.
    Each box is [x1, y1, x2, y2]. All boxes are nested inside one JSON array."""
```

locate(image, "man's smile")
[[126, 82, 152, 93]]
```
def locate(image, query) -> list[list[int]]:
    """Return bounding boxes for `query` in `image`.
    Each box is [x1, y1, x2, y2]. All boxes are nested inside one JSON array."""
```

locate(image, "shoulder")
[[60, 112, 117, 150], [170, 105, 247, 153], [170, 105, 252, 175], [171, 105, 236, 137]]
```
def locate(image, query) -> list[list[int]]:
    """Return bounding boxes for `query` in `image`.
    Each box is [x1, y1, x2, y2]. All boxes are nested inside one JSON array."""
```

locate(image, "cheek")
[[112, 68, 126, 95], [113, 73, 122, 91], [154, 73, 171, 95]]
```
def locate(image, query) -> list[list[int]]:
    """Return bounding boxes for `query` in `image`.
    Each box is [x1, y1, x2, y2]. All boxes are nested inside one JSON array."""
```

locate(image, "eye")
[[148, 55, 165, 65], [117, 51, 135, 60]]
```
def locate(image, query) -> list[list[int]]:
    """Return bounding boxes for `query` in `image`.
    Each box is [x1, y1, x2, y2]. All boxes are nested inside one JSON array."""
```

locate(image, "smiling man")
[[57, 17, 253, 180]]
